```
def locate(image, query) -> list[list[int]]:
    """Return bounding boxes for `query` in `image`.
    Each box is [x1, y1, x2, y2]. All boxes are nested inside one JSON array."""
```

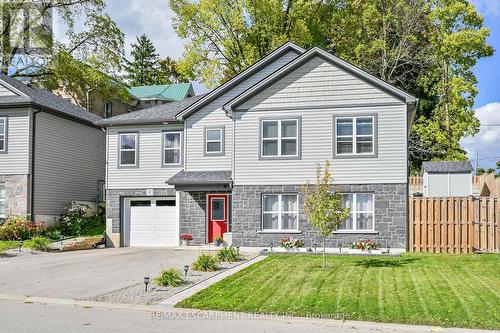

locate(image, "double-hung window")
[[119, 133, 138, 166], [339, 193, 374, 231], [204, 127, 224, 155], [0, 183, 5, 218], [262, 194, 298, 231], [163, 131, 182, 165], [335, 116, 375, 156], [0, 117, 6, 152], [261, 118, 299, 158]]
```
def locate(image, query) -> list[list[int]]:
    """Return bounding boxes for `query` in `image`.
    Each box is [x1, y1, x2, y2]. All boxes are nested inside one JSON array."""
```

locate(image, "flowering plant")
[[351, 240, 379, 251], [0, 216, 47, 240], [280, 236, 304, 249], [180, 234, 193, 241]]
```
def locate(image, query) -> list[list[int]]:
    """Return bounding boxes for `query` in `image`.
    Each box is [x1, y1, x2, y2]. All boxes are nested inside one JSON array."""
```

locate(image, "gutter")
[[30, 108, 42, 221]]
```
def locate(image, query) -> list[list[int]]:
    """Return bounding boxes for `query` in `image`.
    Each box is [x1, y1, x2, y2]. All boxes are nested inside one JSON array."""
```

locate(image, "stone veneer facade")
[[231, 183, 407, 248], [0, 175, 29, 217]]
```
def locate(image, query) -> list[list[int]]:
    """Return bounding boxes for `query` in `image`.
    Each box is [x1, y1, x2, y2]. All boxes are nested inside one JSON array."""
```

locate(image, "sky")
[[55, 0, 500, 170]]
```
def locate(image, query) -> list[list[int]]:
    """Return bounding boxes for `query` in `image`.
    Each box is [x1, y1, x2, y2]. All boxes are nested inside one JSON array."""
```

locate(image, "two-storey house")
[[0, 74, 105, 224], [97, 42, 417, 249]]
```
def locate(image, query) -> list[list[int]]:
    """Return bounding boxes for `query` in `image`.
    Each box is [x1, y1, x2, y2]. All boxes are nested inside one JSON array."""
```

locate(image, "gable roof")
[[176, 42, 305, 120], [422, 161, 474, 173], [223, 46, 417, 113], [0, 73, 101, 124], [128, 82, 193, 101], [95, 94, 206, 126]]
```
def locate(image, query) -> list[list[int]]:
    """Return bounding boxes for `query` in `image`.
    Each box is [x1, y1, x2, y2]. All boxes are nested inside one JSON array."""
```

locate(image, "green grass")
[[0, 240, 18, 252], [177, 254, 500, 329], [80, 220, 105, 237]]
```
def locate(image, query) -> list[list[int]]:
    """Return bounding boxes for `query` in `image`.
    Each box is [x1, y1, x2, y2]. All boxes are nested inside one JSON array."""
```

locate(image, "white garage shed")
[[422, 161, 474, 197]]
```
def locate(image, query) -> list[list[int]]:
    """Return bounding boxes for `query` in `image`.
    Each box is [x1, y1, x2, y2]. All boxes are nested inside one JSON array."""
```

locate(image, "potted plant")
[[180, 234, 193, 246], [280, 236, 304, 252], [213, 236, 223, 247]]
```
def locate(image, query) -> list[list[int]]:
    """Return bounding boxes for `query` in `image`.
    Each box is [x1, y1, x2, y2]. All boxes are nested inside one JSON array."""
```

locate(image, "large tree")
[[0, 0, 128, 105], [125, 34, 160, 86], [169, 0, 493, 172]]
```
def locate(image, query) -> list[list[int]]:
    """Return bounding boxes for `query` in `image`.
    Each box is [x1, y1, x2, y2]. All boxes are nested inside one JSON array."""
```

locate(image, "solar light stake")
[[338, 243, 342, 253], [313, 243, 317, 252], [236, 246, 240, 256], [18, 241, 23, 252], [184, 265, 189, 277], [144, 276, 150, 292], [387, 245, 391, 254], [270, 242, 274, 252]]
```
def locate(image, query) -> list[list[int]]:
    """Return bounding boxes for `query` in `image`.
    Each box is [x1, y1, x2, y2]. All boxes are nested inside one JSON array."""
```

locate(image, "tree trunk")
[[323, 236, 326, 269]]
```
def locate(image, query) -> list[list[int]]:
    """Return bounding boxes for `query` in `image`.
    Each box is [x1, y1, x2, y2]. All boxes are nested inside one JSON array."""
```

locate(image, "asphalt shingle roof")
[[0, 73, 100, 124], [422, 161, 474, 173], [128, 83, 193, 101], [95, 94, 207, 125], [167, 170, 232, 185]]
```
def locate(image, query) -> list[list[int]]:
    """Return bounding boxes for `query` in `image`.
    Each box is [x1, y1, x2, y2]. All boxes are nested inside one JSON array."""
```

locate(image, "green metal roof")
[[128, 82, 193, 101]]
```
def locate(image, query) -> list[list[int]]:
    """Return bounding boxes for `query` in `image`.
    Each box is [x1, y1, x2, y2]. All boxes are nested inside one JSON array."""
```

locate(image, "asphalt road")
[[0, 299, 495, 333]]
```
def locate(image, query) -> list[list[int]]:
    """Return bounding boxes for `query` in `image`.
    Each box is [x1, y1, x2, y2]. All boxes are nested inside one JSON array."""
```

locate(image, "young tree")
[[125, 34, 160, 86], [302, 161, 350, 269]]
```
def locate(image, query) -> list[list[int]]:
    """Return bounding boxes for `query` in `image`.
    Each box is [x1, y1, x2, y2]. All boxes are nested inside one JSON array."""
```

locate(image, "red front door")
[[208, 194, 228, 243]]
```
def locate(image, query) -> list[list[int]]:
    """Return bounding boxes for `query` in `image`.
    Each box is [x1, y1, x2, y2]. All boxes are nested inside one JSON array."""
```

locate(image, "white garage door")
[[124, 197, 178, 247]]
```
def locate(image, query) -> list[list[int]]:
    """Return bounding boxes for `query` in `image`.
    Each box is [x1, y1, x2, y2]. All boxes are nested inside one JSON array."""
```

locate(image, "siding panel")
[[0, 109, 30, 174], [185, 50, 299, 171], [107, 124, 184, 189], [33, 112, 105, 215], [234, 104, 407, 185], [239, 56, 399, 110]]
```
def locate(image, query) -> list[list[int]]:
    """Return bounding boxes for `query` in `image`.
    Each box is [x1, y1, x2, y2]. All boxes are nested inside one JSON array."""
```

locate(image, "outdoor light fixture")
[[236, 246, 240, 256], [184, 265, 189, 277], [270, 242, 274, 252], [338, 243, 342, 253], [313, 243, 317, 252], [18, 240, 23, 252], [144, 276, 150, 292], [387, 245, 391, 254]]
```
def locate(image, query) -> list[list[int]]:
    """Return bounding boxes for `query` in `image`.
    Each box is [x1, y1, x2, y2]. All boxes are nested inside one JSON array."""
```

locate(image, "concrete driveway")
[[0, 248, 200, 300]]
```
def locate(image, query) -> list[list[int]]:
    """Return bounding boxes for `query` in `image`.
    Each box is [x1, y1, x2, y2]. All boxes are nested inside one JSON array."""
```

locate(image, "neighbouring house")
[[128, 83, 195, 111], [422, 161, 473, 197], [96, 42, 417, 249], [0, 73, 105, 224]]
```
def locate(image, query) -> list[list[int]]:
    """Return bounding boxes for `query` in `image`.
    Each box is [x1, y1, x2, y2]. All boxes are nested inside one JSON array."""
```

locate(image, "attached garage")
[[122, 197, 178, 247]]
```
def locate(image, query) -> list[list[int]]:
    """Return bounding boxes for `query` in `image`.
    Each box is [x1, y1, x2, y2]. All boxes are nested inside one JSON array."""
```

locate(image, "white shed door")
[[126, 198, 178, 247]]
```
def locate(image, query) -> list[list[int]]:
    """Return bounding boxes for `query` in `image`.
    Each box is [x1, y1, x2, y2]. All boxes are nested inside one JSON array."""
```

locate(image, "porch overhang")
[[166, 170, 232, 191]]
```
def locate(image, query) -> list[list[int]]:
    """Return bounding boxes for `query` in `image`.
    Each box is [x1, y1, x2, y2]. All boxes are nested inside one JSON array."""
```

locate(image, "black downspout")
[[30, 109, 41, 222]]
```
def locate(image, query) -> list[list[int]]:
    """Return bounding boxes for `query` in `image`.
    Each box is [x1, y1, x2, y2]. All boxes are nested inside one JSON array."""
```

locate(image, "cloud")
[[461, 102, 500, 168], [469, 0, 500, 18]]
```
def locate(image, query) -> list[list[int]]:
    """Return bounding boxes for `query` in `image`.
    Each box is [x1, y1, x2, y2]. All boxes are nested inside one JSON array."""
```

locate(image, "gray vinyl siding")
[[0, 108, 30, 174], [33, 112, 105, 216], [0, 83, 17, 96], [107, 124, 184, 189], [234, 105, 407, 185], [238, 56, 400, 111], [185, 50, 299, 171]]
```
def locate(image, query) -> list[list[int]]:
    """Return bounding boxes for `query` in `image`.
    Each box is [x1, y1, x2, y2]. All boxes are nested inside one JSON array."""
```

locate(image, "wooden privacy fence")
[[409, 197, 500, 253]]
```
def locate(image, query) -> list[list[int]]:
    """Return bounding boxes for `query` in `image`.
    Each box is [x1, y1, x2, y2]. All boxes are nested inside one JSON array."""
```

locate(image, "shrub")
[[154, 268, 184, 287], [180, 234, 193, 241], [44, 229, 63, 241], [216, 246, 240, 262], [351, 240, 379, 251], [192, 253, 219, 272], [280, 236, 304, 249], [57, 201, 89, 236], [0, 216, 47, 241], [25, 236, 52, 252]]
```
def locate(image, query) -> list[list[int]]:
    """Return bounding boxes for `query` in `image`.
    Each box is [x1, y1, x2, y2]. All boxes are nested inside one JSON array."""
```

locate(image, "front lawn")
[[0, 240, 18, 252], [177, 253, 500, 329]]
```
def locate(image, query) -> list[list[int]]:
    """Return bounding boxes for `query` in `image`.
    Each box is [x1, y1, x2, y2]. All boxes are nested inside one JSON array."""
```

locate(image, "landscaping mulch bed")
[[94, 260, 245, 305]]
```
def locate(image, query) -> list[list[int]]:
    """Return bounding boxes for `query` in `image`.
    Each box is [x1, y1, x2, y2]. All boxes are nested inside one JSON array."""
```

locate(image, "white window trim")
[[261, 119, 299, 158], [163, 131, 182, 166], [0, 117, 6, 152], [335, 116, 374, 156], [118, 132, 138, 167], [337, 193, 375, 232], [261, 194, 299, 232], [205, 128, 223, 154]]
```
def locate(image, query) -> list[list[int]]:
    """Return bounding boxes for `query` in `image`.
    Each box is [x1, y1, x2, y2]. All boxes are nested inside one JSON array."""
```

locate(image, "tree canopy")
[[169, 0, 493, 172]]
